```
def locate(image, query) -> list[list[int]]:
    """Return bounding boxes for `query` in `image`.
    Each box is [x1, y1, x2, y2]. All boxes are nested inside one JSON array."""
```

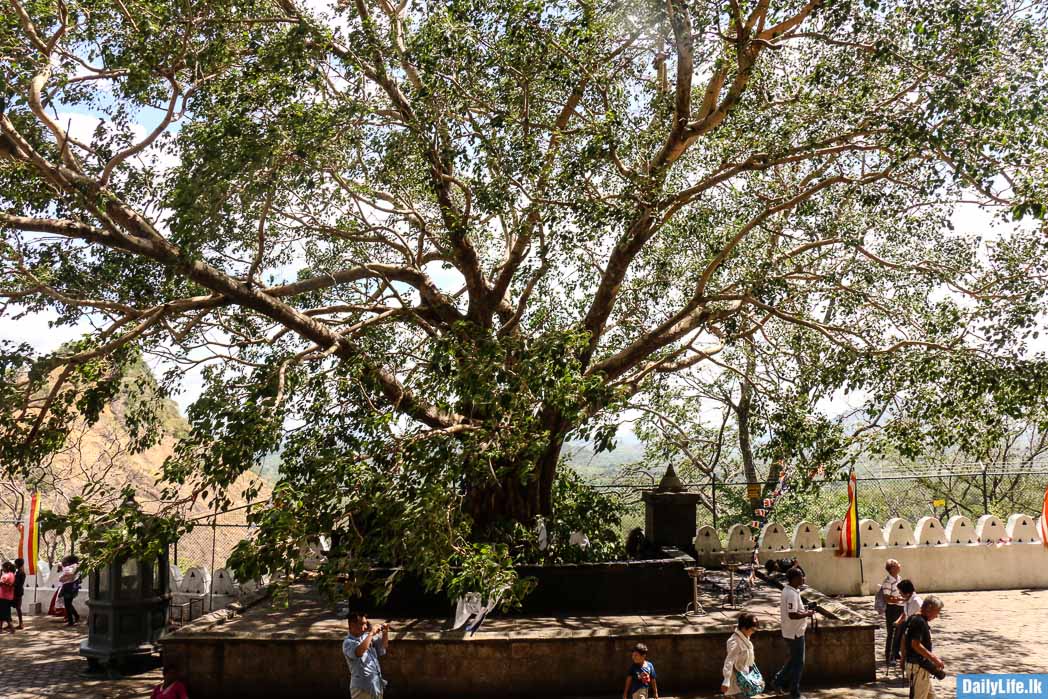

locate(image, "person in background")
[[58, 555, 81, 626], [721, 612, 763, 697], [904, 596, 945, 699], [772, 567, 815, 699], [151, 662, 189, 699], [623, 642, 659, 699], [13, 558, 26, 630], [0, 560, 16, 633], [343, 611, 390, 699], [877, 559, 904, 670], [891, 578, 922, 669]]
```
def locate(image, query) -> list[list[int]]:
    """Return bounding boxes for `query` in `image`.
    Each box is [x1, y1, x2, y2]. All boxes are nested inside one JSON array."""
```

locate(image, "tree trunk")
[[463, 473, 540, 535], [737, 355, 761, 512], [461, 418, 569, 536], [535, 412, 570, 517]]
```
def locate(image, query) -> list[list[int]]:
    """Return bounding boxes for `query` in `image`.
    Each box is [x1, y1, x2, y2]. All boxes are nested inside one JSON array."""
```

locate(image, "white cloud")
[[56, 110, 181, 174], [0, 308, 91, 355]]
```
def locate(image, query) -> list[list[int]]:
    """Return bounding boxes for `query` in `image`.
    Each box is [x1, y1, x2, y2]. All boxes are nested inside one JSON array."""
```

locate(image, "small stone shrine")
[[641, 464, 703, 554]]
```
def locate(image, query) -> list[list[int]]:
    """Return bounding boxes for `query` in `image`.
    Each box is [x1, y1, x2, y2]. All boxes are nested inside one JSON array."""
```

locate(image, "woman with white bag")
[[721, 612, 764, 697]]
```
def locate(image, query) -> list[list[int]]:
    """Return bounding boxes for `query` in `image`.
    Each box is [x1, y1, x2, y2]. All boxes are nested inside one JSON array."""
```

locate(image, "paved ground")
[[1, 589, 1046, 698], [0, 615, 160, 699], [665, 588, 1048, 698]]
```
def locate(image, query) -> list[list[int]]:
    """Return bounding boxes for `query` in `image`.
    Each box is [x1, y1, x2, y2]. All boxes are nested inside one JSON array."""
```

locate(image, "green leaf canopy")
[[2, 0, 1047, 598]]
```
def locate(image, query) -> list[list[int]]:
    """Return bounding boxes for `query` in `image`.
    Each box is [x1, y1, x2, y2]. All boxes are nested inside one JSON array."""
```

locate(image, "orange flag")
[[837, 471, 860, 557], [17, 493, 40, 575], [1040, 483, 1048, 550]]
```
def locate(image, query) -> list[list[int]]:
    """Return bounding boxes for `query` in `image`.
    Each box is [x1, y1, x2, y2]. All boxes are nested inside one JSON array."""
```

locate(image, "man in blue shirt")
[[342, 611, 390, 699]]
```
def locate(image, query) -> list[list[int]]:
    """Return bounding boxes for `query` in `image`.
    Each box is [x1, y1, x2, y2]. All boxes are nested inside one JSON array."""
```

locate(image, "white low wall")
[[1, 563, 254, 617], [16, 587, 90, 616], [777, 543, 1048, 595], [695, 513, 1048, 596]]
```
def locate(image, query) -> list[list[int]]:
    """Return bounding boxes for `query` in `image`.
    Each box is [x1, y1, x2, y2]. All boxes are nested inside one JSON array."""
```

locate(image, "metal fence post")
[[209, 509, 217, 613], [982, 466, 989, 515], [711, 472, 718, 530]]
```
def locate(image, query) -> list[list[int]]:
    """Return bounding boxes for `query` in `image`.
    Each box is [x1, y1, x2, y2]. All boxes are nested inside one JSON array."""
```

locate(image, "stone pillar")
[[642, 465, 701, 555]]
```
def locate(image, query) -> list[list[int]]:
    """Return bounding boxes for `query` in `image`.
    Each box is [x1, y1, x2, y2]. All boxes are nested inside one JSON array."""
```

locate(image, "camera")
[[802, 601, 820, 633], [914, 656, 946, 680]]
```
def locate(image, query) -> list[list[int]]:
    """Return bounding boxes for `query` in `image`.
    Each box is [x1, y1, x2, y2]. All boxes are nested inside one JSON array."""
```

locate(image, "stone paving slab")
[[0, 615, 161, 699]]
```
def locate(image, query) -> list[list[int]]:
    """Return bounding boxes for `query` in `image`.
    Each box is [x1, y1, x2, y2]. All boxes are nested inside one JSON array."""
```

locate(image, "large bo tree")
[[2, 0, 1047, 595]]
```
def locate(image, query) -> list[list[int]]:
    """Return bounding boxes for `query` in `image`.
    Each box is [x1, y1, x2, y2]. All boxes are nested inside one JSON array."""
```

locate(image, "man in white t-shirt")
[[772, 567, 815, 699], [892, 579, 922, 670]]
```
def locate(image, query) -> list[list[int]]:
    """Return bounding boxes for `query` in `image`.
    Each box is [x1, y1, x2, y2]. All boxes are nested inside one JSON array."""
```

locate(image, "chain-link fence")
[[0, 519, 77, 568], [170, 503, 258, 573], [2, 507, 257, 576], [593, 465, 1048, 539]]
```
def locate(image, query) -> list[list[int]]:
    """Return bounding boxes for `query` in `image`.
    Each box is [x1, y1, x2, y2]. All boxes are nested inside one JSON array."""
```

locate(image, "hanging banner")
[[17, 492, 41, 575], [1040, 483, 1048, 550], [836, 472, 860, 558], [747, 464, 793, 583]]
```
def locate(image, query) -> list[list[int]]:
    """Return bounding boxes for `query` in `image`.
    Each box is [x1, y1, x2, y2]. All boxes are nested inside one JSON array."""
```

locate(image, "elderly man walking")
[[343, 611, 391, 699], [903, 596, 945, 699], [876, 559, 904, 668]]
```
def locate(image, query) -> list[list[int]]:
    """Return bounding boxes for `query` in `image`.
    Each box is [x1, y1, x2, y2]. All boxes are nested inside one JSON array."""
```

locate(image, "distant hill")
[[0, 361, 271, 562], [563, 439, 648, 481]]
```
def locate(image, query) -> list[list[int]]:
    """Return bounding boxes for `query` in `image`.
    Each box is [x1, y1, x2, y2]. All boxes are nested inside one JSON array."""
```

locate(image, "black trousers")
[[884, 605, 904, 662], [62, 592, 79, 624]]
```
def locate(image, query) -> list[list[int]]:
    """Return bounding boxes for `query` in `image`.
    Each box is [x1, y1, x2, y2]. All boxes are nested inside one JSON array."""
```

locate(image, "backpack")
[[874, 585, 886, 613]]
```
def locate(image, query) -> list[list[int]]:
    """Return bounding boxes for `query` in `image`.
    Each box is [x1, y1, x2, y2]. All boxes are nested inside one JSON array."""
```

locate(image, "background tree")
[[2, 0, 1047, 598]]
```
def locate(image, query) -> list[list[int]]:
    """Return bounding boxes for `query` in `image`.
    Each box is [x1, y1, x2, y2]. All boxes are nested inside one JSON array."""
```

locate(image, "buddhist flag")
[[1040, 483, 1048, 549], [837, 471, 860, 558], [17, 492, 40, 575]]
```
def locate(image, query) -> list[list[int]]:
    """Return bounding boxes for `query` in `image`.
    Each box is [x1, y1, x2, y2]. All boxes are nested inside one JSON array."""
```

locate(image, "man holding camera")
[[903, 596, 946, 699], [343, 611, 391, 699]]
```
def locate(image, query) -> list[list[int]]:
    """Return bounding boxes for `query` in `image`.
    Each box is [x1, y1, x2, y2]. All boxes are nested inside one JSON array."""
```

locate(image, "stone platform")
[[161, 575, 876, 698], [6, 589, 1047, 698]]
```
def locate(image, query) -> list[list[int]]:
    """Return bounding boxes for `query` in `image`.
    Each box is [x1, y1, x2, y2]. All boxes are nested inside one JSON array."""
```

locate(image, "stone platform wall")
[[162, 622, 874, 698], [696, 513, 1048, 595], [343, 550, 697, 617]]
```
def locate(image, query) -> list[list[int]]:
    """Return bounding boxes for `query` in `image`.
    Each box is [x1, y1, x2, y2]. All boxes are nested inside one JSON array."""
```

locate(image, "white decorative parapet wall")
[[168, 565, 261, 613], [694, 513, 1048, 596], [0, 559, 256, 616]]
